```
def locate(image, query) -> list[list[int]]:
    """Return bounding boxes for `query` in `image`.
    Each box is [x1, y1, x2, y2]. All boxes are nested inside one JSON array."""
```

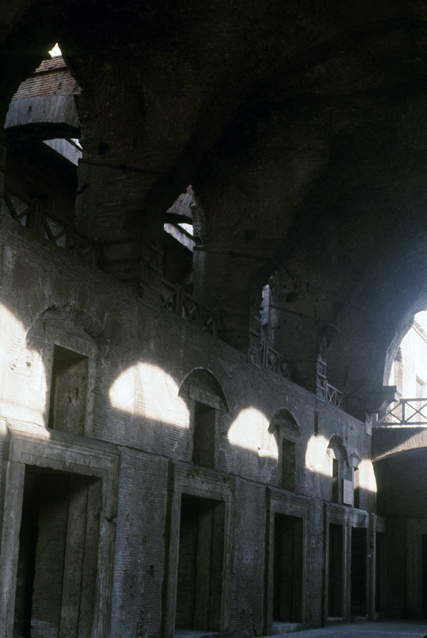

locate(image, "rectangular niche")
[[193, 402, 216, 468], [281, 440, 296, 492], [42, 322, 97, 437], [48, 345, 89, 434]]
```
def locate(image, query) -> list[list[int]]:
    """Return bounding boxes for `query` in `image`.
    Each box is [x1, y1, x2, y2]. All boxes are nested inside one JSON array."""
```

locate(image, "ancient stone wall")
[[0, 215, 374, 637]]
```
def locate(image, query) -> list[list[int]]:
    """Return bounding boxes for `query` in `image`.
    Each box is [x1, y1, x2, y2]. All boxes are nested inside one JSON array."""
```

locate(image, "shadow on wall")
[[108, 361, 377, 500], [375, 447, 427, 516], [0, 299, 379, 638], [0, 296, 377, 498], [0, 304, 49, 425]]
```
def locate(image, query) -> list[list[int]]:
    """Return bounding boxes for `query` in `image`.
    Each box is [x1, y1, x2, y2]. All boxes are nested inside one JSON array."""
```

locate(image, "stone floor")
[[174, 622, 427, 638], [274, 621, 427, 638]]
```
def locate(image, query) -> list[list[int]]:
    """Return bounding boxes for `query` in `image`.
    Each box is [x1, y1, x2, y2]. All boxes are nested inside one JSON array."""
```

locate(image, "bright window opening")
[[389, 310, 427, 399], [49, 43, 62, 57], [380, 310, 427, 426]]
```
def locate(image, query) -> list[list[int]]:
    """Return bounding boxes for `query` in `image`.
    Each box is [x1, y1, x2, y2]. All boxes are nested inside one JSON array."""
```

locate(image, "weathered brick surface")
[[11, 56, 80, 100], [229, 479, 266, 637], [110, 449, 168, 638], [0, 216, 373, 637]]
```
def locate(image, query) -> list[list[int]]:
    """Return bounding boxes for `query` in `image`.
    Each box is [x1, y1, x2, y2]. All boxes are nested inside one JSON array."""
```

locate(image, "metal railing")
[[316, 357, 344, 409], [160, 279, 219, 337], [376, 398, 427, 426], [1, 187, 100, 266]]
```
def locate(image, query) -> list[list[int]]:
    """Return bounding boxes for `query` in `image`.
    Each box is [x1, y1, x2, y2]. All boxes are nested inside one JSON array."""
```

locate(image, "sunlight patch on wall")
[[305, 435, 331, 476], [359, 458, 377, 494], [0, 305, 47, 424], [109, 363, 189, 427], [227, 407, 278, 458]]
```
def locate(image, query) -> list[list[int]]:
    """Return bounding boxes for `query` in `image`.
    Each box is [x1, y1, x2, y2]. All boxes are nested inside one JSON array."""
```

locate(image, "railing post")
[[175, 285, 184, 317], [262, 342, 268, 367], [34, 200, 45, 238]]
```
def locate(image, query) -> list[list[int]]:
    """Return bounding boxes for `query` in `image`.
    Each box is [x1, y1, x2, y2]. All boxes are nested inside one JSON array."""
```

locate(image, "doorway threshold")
[[175, 631, 220, 638], [325, 617, 350, 626], [271, 622, 312, 634]]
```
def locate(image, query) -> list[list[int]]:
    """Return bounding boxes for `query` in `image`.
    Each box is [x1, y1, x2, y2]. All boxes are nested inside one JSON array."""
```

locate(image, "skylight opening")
[[378, 310, 427, 427], [389, 310, 427, 398], [49, 43, 62, 58]]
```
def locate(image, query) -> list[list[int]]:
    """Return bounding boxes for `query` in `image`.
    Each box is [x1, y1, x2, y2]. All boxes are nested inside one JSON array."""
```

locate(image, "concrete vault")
[[0, 1, 427, 636]]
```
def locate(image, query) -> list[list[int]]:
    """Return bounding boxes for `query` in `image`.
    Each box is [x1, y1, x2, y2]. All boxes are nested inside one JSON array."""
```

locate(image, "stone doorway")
[[376, 531, 388, 614], [328, 523, 344, 617], [13, 467, 101, 638], [350, 527, 367, 616], [175, 494, 225, 632], [273, 514, 303, 623]]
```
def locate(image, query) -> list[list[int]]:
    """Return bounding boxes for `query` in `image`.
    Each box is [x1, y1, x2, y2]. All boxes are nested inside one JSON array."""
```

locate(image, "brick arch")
[[269, 408, 301, 440], [179, 367, 229, 413], [327, 435, 350, 468], [27, 302, 105, 343]]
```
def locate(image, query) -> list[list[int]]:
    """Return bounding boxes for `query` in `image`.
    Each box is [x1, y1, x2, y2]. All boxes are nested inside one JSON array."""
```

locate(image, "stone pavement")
[[274, 622, 427, 638]]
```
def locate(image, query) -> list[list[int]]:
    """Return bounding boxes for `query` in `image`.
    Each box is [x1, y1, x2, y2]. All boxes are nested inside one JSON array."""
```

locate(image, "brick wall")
[[0, 216, 373, 637]]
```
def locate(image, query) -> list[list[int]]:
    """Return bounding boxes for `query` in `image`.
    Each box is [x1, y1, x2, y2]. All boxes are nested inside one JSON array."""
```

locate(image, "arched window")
[[25, 307, 98, 437]]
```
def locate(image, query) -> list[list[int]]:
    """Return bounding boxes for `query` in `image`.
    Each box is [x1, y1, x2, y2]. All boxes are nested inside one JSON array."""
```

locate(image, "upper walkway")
[[376, 398, 427, 427], [373, 398, 427, 461], [273, 621, 427, 638]]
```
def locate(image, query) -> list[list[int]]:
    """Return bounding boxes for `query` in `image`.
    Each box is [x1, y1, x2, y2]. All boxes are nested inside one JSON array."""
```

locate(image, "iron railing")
[[1, 187, 100, 266], [376, 398, 427, 426], [160, 279, 219, 337], [316, 357, 344, 409]]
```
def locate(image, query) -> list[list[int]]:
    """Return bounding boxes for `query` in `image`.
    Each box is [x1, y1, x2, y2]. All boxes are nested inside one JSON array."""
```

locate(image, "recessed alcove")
[[48, 344, 88, 434]]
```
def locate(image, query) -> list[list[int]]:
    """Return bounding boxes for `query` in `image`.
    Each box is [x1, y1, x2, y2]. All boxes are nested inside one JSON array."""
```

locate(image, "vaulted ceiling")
[[3, 0, 427, 416]]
